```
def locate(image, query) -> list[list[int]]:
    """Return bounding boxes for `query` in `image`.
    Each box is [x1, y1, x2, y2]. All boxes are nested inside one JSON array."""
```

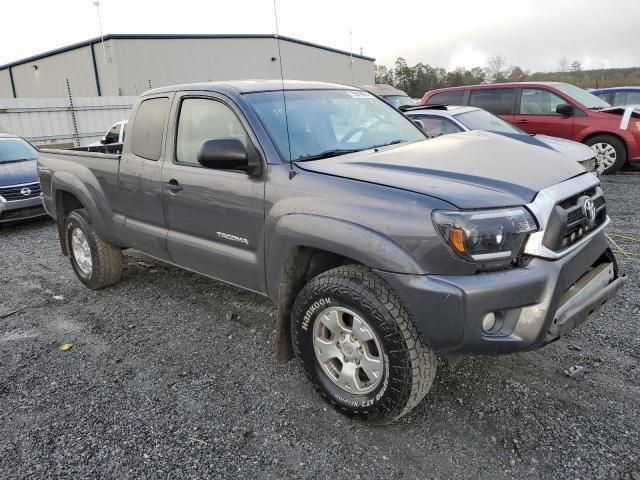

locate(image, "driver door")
[[161, 94, 266, 293], [514, 88, 575, 138]]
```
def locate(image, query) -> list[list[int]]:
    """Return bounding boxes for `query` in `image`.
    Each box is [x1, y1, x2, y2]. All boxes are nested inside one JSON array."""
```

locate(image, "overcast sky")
[[1, 0, 638, 71]]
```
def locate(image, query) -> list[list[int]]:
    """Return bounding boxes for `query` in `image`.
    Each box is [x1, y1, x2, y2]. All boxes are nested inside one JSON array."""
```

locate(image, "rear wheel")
[[64, 209, 123, 289], [585, 135, 626, 174], [291, 265, 437, 425]]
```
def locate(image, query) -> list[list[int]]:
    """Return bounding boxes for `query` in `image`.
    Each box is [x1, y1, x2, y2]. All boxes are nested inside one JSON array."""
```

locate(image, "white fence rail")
[[0, 96, 136, 147]]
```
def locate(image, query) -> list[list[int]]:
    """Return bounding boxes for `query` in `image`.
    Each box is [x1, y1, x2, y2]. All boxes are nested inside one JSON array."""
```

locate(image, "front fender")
[[266, 213, 425, 300]]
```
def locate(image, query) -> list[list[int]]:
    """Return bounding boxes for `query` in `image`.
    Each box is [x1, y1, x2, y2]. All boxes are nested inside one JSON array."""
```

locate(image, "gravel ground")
[[1, 174, 638, 479]]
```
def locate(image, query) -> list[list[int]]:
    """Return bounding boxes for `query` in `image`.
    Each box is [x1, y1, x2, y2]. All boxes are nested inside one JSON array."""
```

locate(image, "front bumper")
[[0, 195, 47, 225], [377, 231, 625, 354]]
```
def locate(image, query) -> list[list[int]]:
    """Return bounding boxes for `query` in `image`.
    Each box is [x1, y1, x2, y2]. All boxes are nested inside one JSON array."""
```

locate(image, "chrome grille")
[[542, 185, 607, 252], [0, 182, 41, 201]]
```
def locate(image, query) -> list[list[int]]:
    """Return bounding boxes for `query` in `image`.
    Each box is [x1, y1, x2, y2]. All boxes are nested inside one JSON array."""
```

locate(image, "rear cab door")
[[160, 91, 267, 293], [513, 86, 575, 138], [118, 93, 174, 259]]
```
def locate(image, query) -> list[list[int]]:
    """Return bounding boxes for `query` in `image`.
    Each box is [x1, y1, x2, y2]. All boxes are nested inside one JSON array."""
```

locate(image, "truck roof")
[[143, 80, 356, 96]]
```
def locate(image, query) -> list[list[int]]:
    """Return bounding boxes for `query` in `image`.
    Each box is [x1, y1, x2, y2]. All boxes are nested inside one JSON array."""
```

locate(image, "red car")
[[420, 82, 640, 174]]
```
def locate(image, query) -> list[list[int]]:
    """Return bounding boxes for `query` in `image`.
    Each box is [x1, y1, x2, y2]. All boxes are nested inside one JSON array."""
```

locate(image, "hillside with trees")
[[375, 56, 640, 98]]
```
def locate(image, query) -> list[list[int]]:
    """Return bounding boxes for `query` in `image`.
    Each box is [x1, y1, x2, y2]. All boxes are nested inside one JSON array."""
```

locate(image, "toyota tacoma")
[[37, 80, 625, 424]]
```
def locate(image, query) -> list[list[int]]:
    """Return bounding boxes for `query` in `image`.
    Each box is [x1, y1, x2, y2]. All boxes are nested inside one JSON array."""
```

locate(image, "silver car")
[[405, 105, 599, 173]]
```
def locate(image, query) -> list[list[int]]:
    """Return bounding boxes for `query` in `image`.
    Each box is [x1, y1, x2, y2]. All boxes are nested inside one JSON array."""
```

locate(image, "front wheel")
[[291, 265, 437, 425], [585, 135, 626, 174], [64, 209, 123, 289]]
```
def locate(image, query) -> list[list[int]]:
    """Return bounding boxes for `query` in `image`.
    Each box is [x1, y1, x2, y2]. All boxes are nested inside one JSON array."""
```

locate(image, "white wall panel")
[[0, 96, 136, 146]]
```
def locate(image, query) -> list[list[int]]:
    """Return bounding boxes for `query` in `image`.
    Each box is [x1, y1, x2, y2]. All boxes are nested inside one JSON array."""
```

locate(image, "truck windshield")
[[246, 89, 426, 161], [0, 138, 38, 164], [454, 109, 523, 134], [554, 83, 611, 110]]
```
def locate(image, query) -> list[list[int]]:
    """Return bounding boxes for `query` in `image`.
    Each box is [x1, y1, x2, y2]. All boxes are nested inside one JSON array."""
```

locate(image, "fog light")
[[482, 312, 497, 332]]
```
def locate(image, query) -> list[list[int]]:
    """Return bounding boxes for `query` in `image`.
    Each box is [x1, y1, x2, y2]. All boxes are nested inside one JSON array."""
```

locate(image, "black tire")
[[64, 209, 123, 289], [584, 135, 626, 174], [291, 265, 436, 425]]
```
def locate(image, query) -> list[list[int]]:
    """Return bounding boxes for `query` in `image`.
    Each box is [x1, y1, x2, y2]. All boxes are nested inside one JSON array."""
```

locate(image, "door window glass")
[[613, 91, 640, 106], [413, 115, 463, 137], [469, 89, 515, 115], [519, 88, 567, 115], [104, 124, 120, 144], [131, 98, 170, 160], [176, 98, 248, 166], [427, 90, 464, 106]]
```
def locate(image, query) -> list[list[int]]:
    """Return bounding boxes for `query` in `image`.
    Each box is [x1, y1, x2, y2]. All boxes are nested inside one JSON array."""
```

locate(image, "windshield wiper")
[[369, 139, 405, 149], [295, 149, 361, 162], [0, 158, 31, 164]]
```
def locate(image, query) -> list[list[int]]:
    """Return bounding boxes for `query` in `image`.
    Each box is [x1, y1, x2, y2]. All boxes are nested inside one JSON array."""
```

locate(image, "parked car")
[[37, 80, 624, 424], [421, 81, 640, 174], [0, 133, 48, 225], [590, 87, 640, 107], [361, 84, 417, 108], [82, 120, 127, 154], [403, 105, 599, 173]]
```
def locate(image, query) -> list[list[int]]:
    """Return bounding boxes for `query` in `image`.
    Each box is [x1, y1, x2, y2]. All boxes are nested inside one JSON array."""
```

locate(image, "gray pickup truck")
[[37, 80, 625, 424]]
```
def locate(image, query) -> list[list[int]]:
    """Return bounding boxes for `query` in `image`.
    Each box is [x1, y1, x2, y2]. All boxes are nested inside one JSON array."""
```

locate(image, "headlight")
[[433, 207, 537, 267], [579, 157, 597, 172]]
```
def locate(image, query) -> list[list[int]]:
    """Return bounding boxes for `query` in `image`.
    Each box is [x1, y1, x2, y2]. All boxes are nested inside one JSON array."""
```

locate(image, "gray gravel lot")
[[1, 175, 639, 479]]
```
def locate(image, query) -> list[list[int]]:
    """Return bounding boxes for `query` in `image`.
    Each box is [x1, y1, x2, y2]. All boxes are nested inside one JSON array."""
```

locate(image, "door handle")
[[163, 179, 183, 193], [515, 119, 529, 123]]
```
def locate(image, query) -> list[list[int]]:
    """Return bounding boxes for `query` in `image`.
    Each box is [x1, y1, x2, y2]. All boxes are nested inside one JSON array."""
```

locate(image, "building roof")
[[0, 34, 375, 71]]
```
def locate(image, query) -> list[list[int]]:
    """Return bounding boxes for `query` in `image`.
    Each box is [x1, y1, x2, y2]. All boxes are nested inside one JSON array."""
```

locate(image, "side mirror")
[[197, 138, 261, 176], [99, 137, 107, 144], [413, 119, 425, 131], [556, 103, 574, 116]]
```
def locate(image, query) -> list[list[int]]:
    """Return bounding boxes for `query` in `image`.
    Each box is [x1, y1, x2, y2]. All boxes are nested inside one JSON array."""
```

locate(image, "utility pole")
[[93, 1, 109, 63]]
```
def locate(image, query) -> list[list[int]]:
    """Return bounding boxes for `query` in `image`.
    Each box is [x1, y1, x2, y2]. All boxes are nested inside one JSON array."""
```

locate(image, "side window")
[[469, 88, 515, 115], [414, 115, 463, 137], [176, 98, 248, 166], [614, 91, 640, 106], [427, 90, 464, 106], [104, 124, 120, 144], [519, 88, 567, 115], [131, 98, 170, 160]]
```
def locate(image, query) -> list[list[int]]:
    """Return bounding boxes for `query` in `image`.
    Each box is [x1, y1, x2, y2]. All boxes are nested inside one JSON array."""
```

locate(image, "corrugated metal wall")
[[0, 96, 135, 146]]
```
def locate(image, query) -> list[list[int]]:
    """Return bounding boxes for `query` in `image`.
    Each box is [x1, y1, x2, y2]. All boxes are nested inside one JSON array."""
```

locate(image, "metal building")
[[0, 34, 375, 99]]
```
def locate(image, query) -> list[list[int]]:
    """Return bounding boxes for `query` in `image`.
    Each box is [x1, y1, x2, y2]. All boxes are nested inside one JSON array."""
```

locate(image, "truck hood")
[[296, 131, 585, 209], [0, 159, 38, 187], [533, 135, 595, 162]]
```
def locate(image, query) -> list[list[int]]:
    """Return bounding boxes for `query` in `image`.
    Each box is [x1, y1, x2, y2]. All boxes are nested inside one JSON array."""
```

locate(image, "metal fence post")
[[66, 78, 80, 147]]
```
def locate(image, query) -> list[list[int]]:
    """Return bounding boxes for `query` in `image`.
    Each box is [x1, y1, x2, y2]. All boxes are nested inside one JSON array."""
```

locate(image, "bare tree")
[[571, 61, 582, 72], [486, 53, 509, 82], [558, 57, 569, 73]]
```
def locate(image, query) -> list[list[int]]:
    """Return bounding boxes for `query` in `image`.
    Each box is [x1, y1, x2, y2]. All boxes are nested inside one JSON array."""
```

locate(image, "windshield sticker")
[[347, 90, 374, 99]]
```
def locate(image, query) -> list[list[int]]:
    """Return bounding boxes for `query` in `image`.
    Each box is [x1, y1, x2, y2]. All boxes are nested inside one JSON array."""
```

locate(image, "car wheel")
[[64, 209, 123, 289], [291, 265, 437, 425], [585, 135, 626, 174]]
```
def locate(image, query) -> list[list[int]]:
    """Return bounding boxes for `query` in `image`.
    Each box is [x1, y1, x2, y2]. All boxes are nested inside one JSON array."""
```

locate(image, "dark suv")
[[421, 82, 640, 174]]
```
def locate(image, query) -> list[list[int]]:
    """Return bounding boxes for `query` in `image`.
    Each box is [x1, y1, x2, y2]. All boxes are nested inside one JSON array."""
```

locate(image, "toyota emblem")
[[20, 187, 32, 196], [582, 198, 596, 225]]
